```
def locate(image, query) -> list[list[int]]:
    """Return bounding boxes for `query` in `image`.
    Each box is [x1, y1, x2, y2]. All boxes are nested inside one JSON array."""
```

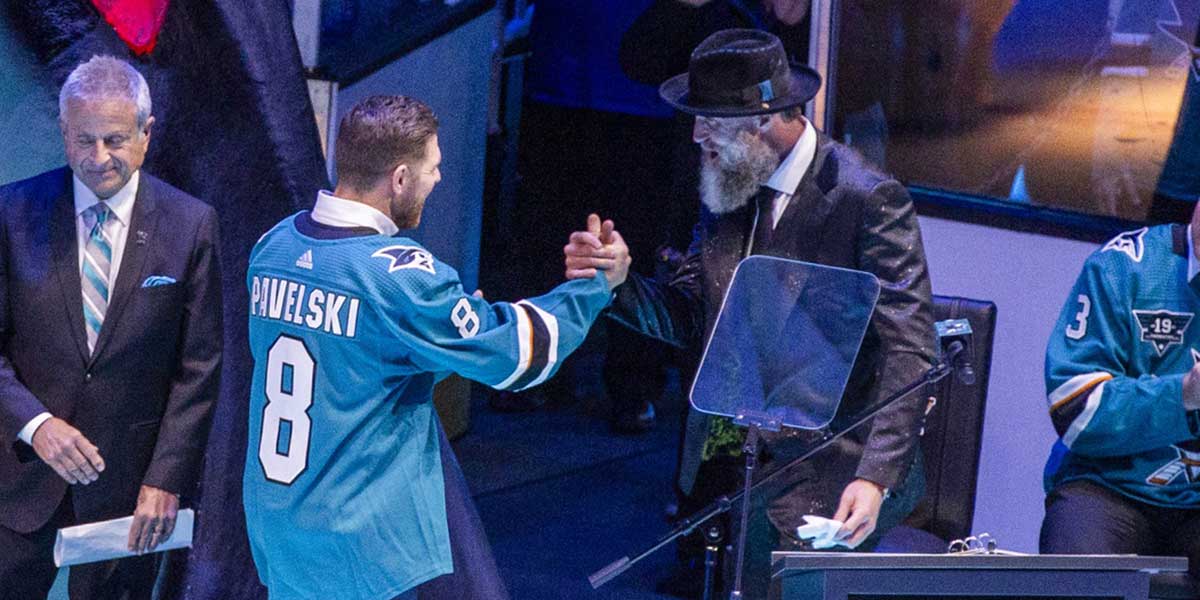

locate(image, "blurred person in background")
[[490, 0, 696, 434]]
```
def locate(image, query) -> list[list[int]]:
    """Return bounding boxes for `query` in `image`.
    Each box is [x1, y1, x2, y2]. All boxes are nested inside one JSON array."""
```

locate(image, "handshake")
[[563, 213, 632, 291]]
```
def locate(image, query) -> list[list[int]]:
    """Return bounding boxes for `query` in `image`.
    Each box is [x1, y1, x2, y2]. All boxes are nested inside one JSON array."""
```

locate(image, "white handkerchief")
[[795, 514, 854, 549], [54, 509, 194, 567]]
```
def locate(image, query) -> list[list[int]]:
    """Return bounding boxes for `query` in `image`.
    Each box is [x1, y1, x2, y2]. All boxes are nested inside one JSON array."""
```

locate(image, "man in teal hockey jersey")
[[1042, 205, 1200, 576], [242, 95, 630, 600]]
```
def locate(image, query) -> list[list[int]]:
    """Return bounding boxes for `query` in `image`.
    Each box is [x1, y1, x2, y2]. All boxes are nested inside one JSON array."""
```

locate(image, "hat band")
[[691, 71, 791, 110], [758, 80, 775, 102]]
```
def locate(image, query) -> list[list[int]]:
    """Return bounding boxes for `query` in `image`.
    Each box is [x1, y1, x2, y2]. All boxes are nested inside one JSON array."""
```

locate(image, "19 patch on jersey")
[[1132, 309, 1193, 356]]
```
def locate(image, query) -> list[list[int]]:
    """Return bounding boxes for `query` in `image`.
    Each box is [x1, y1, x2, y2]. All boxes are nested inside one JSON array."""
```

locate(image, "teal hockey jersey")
[[1045, 224, 1200, 508], [242, 213, 611, 599]]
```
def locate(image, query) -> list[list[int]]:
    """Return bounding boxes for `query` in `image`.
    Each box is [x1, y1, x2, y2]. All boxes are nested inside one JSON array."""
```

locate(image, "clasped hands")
[[563, 214, 632, 291], [31, 416, 178, 553]]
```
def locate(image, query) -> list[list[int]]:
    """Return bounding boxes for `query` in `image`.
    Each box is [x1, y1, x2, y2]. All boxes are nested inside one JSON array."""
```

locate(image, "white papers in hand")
[[54, 509, 194, 567]]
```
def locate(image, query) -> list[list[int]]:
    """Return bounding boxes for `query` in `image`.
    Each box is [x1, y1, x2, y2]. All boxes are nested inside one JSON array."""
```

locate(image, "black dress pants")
[[1041, 479, 1200, 577]]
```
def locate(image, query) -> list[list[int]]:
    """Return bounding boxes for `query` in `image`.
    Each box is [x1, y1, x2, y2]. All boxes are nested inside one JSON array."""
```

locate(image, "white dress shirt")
[[763, 116, 818, 229], [311, 189, 399, 236], [17, 172, 140, 445], [74, 171, 138, 281]]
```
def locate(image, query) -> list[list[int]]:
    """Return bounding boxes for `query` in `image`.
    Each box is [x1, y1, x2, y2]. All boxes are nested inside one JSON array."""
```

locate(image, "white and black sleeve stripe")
[[494, 301, 560, 391]]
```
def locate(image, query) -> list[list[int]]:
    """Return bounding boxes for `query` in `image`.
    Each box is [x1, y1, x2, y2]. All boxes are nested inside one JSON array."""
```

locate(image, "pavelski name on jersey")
[[250, 275, 361, 338]]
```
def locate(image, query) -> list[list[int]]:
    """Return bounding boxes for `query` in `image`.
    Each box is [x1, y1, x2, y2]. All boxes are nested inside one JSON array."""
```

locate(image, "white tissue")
[[795, 514, 857, 549]]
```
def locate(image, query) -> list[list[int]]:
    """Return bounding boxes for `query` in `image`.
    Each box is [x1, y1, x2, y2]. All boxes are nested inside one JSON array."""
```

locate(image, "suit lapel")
[[771, 136, 836, 261], [49, 171, 90, 366], [89, 176, 160, 364]]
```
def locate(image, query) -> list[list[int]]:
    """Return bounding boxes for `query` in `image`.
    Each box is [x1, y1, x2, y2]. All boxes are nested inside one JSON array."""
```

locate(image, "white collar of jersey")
[[73, 170, 138, 227], [1189, 225, 1199, 283], [765, 116, 817, 196], [312, 190, 399, 236]]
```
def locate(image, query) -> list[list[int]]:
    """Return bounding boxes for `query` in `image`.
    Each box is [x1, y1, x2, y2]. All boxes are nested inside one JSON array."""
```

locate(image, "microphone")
[[936, 319, 977, 386], [946, 340, 977, 386]]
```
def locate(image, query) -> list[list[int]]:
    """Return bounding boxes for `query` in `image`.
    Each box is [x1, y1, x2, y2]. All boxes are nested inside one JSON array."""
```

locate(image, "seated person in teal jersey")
[[242, 95, 630, 600], [1043, 203, 1200, 577]]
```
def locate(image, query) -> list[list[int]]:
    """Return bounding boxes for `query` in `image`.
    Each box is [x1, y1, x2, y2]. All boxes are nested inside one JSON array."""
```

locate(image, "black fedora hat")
[[659, 29, 822, 117]]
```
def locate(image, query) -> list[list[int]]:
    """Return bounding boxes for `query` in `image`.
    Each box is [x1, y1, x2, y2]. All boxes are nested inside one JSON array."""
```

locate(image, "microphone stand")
[[589, 348, 965, 594]]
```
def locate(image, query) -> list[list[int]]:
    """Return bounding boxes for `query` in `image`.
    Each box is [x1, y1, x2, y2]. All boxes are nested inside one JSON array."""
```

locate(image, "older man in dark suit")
[[566, 29, 935, 598], [0, 55, 221, 599]]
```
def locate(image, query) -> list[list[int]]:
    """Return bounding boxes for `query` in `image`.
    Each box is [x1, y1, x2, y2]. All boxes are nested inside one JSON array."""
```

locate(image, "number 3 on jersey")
[[259, 335, 315, 484], [1065, 294, 1090, 340]]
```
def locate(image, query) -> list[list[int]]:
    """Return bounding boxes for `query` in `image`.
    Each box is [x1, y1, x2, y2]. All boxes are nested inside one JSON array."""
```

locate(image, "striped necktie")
[[81, 203, 113, 352]]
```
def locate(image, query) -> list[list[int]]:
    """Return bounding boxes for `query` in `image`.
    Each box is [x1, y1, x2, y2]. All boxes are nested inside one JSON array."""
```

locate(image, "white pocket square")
[[141, 275, 177, 288]]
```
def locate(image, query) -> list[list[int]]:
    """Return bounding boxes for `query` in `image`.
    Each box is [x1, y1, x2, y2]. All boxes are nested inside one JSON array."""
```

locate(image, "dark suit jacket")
[[609, 135, 935, 534], [0, 167, 221, 534]]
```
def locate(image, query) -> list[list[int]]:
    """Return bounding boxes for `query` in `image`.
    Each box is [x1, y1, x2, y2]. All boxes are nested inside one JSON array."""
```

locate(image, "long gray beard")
[[699, 132, 780, 215]]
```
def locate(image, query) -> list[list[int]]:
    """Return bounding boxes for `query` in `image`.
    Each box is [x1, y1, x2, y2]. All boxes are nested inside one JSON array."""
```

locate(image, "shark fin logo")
[[1102, 228, 1148, 263], [372, 245, 436, 275]]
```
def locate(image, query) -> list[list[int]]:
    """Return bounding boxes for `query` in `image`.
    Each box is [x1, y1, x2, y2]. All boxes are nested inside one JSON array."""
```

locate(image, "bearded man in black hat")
[[565, 29, 936, 597]]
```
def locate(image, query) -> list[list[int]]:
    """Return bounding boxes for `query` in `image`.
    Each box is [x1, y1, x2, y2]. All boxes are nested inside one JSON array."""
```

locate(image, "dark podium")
[[771, 552, 1188, 600]]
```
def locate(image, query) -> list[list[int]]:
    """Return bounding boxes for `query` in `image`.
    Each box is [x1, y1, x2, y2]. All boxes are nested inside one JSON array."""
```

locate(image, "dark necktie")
[[751, 189, 777, 253]]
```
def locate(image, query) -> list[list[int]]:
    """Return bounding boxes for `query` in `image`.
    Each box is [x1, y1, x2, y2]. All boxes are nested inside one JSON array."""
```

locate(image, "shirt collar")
[[765, 116, 817, 195], [1189, 225, 1199, 283], [73, 170, 138, 227], [311, 190, 399, 236]]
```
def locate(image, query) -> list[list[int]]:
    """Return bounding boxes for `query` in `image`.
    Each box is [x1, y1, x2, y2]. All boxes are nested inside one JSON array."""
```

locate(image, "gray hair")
[[59, 56, 152, 128], [778, 105, 805, 123]]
